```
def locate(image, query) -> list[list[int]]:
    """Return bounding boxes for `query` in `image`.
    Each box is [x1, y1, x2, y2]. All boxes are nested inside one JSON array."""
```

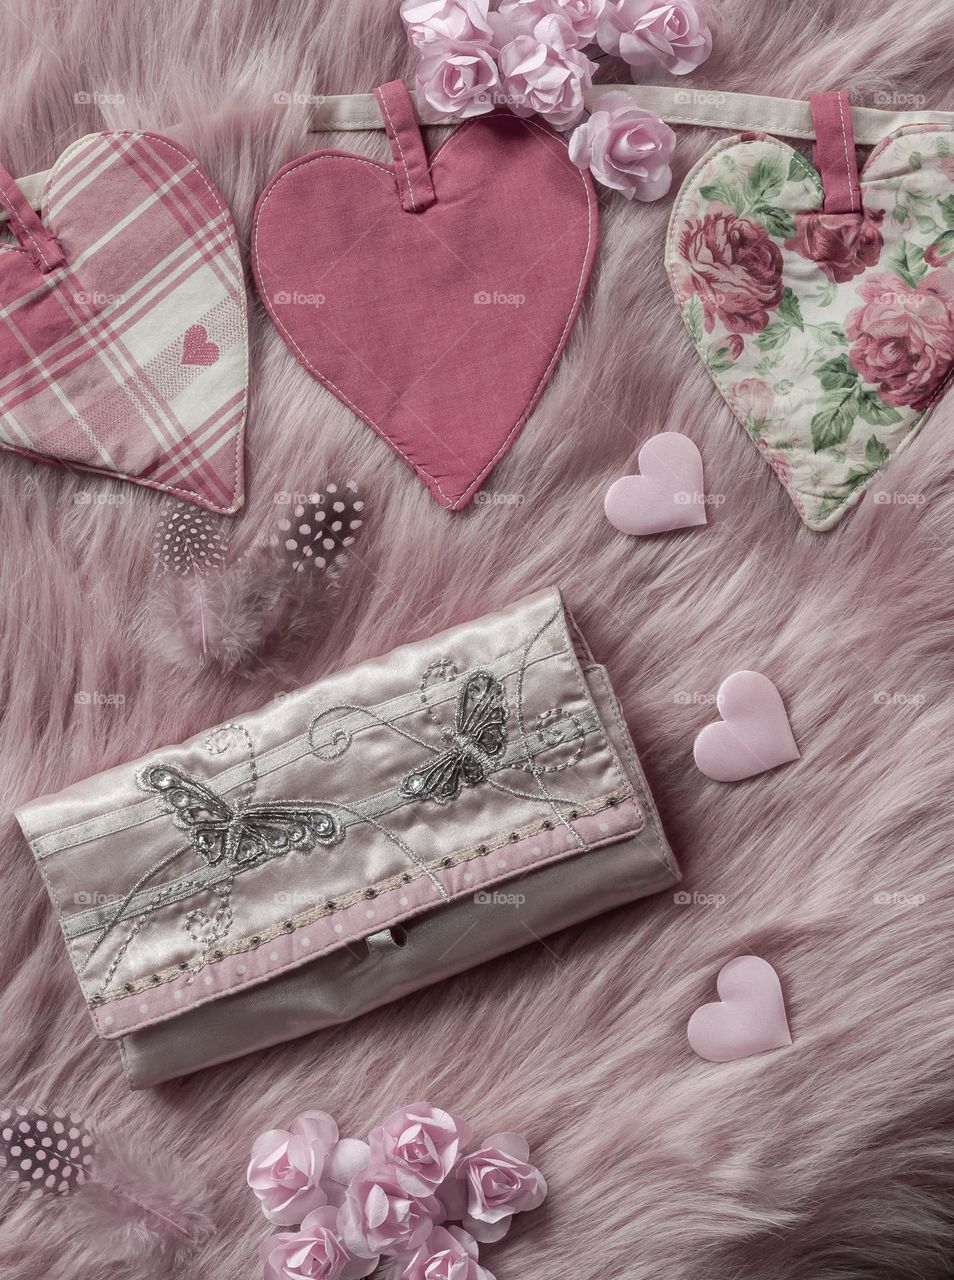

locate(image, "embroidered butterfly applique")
[[400, 671, 508, 805], [137, 763, 341, 868]]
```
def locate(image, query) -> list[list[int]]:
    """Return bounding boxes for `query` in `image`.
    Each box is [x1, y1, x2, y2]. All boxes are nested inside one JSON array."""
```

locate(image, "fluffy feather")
[[68, 1137, 213, 1269], [0, 2, 952, 1280]]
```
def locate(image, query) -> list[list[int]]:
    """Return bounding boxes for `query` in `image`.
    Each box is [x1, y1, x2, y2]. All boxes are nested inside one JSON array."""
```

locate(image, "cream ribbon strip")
[[9, 85, 954, 213]]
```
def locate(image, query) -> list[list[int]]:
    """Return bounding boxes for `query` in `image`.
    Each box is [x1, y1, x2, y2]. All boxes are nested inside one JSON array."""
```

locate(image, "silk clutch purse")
[[16, 588, 679, 1087]]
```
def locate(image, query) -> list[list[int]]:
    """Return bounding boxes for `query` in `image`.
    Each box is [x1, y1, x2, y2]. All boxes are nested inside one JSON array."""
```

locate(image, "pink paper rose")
[[401, 0, 494, 49], [338, 1174, 440, 1259], [368, 1105, 472, 1197], [498, 13, 597, 130], [261, 1207, 378, 1280], [675, 211, 784, 334], [568, 90, 675, 200], [846, 270, 954, 411], [785, 208, 885, 284], [494, 0, 606, 45], [416, 43, 500, 120], [248, 1111, 370, 1227], [439, 1133, 548, 1244], [597, 0, 712, 74], [398, 1226, 496, 1280]]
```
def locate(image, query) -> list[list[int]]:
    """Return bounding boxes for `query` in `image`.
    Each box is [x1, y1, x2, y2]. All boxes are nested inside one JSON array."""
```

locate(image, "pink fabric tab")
[[0, 160, 64, 273], [374, 80, 436, 212], [810, 91, 862, 214]]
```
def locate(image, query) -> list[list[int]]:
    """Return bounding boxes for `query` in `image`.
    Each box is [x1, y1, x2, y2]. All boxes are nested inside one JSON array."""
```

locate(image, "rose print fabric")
[[666, 124, 954, 530]]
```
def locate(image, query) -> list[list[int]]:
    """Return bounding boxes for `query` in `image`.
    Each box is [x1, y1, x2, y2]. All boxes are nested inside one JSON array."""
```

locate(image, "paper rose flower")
[[367, 1105, 472, 1198], [261, 1207, 378, 1280], [338, 1173, 440, 1259], [569, 91, 675, 200], [597, 0, 712, 75], [439, 1133, 548, 1244], [400, 0, 494, 49], [498, 13, 597, 130], [494, 0, 607, 45], [248, 1111, 370, 1227], [398, 1225, 496, 1280], [416, 42, 500, 119]]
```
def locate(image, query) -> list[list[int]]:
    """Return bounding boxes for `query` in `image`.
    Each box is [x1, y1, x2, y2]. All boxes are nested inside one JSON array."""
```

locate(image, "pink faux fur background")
[[1, 1, 953, 1276]]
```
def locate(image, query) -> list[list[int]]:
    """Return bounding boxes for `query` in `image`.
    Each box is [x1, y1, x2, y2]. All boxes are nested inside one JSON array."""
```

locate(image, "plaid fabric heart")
[[667, 123, 954, 530], [0, 131, 247, 513]]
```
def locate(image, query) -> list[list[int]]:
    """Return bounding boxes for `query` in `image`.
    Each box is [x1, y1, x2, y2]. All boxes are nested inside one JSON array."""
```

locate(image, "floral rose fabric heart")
[[667, 123, 954, 530]]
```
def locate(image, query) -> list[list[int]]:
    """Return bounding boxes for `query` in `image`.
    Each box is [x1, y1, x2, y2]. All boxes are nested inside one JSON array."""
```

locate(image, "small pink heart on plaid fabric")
[[0, 131, 247, 513], [181, 323, 220, 367], [688, 955, 793, 1063], [604, 432, 707, 535], [693, 670, 799, 782], [252, 91, 597, 511]]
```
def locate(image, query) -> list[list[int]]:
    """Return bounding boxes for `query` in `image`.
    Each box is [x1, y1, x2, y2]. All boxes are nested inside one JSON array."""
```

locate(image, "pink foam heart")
[[604, 432, 707, 535], [688, 955, 793, 1063], [182, 323, 220, 367], [252, 89, 597, 511], [693, 670, 799, 782]]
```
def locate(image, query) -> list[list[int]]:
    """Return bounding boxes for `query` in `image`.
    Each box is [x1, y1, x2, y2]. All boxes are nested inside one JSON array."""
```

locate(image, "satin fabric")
[[16, 588, 679, 1085]]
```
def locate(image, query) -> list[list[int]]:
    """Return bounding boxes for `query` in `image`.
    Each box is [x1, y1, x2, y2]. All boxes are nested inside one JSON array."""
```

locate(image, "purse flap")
[[16, 588, 662, 1040]]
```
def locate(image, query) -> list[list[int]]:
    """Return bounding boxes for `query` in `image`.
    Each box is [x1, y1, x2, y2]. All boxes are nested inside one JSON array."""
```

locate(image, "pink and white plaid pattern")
[[0, 131, 247, 512]]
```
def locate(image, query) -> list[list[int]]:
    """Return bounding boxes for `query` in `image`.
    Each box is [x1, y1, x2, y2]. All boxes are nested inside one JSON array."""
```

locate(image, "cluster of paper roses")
[[401, 0, 714, 200], [249, 1104, 547, 1280]]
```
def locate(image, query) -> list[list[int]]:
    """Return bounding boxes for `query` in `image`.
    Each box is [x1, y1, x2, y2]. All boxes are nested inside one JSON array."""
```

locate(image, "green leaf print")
[[683, 295, 704, 345], [706, 345, 736, 374], [699, 181, 744, 213], [745, 156, 785, 205], [755, 319, 792, 351], [816, 355, 858, 391], [811, 390, 857, 451], [787, 154, 807, 183], [812, 321, 847, 345], [865, 435, 891, 468], [888, 239, 927, 287], [777, 287, 804, 330], [752, 204, 796, 238], [939, 195, 954, 230], [938, 136, 952, 158], [852, 386, 903, 427]]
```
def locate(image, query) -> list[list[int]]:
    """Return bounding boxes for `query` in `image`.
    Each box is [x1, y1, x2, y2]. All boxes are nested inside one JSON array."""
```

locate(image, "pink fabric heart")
[[687, 955, 793, 1063], [252, 83, 597, 511], [604, 432, 707, 535], [182, 323, 220, 367], [693, 670, 799, 782], [0, 131, 247, 513]]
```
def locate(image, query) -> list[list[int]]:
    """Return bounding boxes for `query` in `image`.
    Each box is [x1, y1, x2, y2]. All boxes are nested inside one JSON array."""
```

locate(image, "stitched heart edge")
[[251, 113, 598, 511], [666, 124, 954, 532], [0, 130, 249, 514]]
